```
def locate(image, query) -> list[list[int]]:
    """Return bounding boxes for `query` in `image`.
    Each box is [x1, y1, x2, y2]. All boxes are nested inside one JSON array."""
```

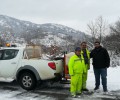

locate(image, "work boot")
[[103, 86, 108, 92], [71, 94, 76, 98], [71, 93, 76, 98], [76, 92, 81, 98], [104, 90, 108, 92], [76, 92, 82, 95], [94, 86, 99, 90], [82, 88, 89, 92], [103, 88, 108, 93]]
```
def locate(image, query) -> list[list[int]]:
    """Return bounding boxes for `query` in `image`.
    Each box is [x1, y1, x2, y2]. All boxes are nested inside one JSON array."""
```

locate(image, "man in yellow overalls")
[[81, 42, 90, 92], [68, 47, 86, 97]]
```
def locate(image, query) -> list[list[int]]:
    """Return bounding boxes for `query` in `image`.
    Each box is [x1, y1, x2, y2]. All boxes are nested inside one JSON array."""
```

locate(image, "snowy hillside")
[[31, 34, 74, 47], [0, 15, 85, 47]]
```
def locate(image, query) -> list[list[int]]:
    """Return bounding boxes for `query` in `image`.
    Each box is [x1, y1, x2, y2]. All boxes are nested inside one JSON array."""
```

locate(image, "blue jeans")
[[93, 68, 107, 91]]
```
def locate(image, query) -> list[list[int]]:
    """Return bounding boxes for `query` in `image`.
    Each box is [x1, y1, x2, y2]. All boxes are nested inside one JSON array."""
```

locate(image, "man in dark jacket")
[[90, 41, 110, 92]]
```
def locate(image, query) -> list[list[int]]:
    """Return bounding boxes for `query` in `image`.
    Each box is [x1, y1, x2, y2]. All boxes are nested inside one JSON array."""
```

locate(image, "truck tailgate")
[[54, 59, 63, 73]]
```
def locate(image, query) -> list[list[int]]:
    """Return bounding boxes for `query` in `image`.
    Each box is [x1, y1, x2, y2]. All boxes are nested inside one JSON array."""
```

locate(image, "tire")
[[19, 72, 36, 90]]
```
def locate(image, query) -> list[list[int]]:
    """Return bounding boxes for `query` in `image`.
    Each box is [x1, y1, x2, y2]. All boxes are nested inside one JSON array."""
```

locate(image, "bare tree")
[[87, 16, 108, 43], [87, 21, 97, 43], [21, 28, 44, 44], [104, 18, 120, 54], [110, 18, 120, 35]]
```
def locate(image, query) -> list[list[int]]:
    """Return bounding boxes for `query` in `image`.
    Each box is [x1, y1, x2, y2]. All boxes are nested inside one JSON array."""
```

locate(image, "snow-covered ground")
[[87, 66, 120, 91], [0, 66, 119, 100]]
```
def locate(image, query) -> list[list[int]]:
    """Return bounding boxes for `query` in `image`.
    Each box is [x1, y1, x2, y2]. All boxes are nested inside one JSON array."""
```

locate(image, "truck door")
[[0, 49, 19, 78]]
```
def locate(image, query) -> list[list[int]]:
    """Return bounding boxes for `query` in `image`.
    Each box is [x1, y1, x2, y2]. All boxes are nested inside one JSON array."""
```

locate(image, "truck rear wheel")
[[19, 72, 36, 90]]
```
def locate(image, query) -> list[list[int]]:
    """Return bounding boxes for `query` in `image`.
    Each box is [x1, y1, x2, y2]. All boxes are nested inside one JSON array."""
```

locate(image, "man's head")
[[75, 47, 81, 56], [94, 41, 100, 48], [81, 42, 87, 50]]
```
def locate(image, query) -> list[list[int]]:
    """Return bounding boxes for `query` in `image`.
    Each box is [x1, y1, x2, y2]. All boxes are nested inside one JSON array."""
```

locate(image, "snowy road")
[[0, 67, 120, 100], [0, 81, 119, 100]]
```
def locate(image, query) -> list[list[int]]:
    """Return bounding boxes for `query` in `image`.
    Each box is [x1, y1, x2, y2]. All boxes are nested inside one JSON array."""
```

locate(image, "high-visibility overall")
[[81, 49, 90, 89], [68, 54, 86, 95]]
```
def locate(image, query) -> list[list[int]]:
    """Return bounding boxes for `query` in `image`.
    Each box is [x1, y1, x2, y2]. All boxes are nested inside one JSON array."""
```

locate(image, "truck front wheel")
[[19, 72, 36, 90]]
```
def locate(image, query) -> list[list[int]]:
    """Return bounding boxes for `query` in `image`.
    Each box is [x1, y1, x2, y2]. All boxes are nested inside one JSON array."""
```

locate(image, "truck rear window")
[[24, 48, 41, 59]]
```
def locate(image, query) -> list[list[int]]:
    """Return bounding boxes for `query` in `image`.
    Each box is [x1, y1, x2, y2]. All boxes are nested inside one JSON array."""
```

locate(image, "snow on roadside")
[[0, 66, 119, 100], [107, 66, 120, 91], [87, 66, 120, 91], [0, 90, 21, 100]]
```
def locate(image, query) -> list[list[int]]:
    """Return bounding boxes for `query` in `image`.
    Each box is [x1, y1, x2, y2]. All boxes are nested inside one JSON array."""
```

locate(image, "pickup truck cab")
[[0, 45, 63, 90]]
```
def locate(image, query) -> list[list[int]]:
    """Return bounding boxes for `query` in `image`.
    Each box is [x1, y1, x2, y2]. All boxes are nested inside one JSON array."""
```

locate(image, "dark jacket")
[[90, 46, 110, 68]]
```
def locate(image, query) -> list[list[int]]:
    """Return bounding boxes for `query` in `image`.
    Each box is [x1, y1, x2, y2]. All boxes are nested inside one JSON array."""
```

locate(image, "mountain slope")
[[0, 15, 85, 47]]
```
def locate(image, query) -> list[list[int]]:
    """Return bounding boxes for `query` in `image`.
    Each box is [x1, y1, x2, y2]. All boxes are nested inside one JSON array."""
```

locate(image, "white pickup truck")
[[0, 45, 64, 90]]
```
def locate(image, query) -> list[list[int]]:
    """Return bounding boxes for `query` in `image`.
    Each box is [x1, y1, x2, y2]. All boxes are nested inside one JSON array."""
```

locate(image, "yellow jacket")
[[68, 54, 86, 76], [81, 49, 90, 69]]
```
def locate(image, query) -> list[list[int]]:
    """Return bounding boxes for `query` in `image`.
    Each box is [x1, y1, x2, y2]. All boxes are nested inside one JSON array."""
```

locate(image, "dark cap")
[[75, 47, 81, 51]]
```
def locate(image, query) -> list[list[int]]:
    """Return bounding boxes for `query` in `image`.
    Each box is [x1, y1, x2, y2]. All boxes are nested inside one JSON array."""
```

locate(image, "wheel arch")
[[16, 65, 41, 82]]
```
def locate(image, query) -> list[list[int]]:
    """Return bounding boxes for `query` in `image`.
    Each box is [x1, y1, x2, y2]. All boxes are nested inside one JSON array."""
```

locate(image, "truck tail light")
[[48, 62, 56, 70]]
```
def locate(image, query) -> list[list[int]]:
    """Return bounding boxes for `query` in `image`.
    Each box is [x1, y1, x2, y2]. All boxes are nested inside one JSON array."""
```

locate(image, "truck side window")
[[2, 49, 19, 60]]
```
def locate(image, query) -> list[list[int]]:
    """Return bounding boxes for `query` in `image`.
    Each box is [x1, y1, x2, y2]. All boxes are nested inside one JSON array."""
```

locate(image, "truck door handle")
[[11, 62, 16, 64]]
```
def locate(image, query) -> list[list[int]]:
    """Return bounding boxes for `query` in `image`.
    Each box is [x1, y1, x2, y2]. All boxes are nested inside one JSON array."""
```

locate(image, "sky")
[[0, 0, 120, 32]]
